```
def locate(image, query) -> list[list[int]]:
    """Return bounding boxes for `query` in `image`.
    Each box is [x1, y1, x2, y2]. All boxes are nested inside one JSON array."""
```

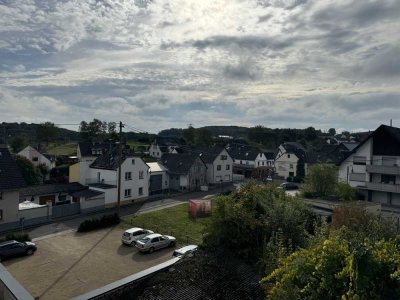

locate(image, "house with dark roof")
[[18, 145, 55, 170], [77, 141, 113, 162], [160, 153, 207, 192], [71, 147, 150, 207], [338, 124, 400, 205], [149, 137, 185, 158], [0, 144, 26, 231], [274, 142, 315, 179]]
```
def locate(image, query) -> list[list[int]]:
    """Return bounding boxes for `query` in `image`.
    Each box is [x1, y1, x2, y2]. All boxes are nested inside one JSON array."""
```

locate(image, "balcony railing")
[[85, 178, 117, 186], [366, 182, 400, 193], [349, 173, 366, 182], [366, 165, 400, 175]]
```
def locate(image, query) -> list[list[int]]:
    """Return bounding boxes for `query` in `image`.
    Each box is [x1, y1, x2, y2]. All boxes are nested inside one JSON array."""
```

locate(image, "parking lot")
[[3, 225, 175, 300]]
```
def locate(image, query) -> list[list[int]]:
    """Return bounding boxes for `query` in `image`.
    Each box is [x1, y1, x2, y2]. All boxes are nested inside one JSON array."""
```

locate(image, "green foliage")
[[296, 159, 305, 182], [10, 136, 28, 153], [0, 232, 31, 242], [303, 163, 338, 197], [205, 182, 316, 272], [183, 126, 213, 146], [183, 125, 196, 144], [36, 122, 58, 145], [304, 126, 317, 140], [77, 213, 120, 232], [337, 182, 357, 201], [13, 154, 41, 185], [79, 119, 118, 142], [328, 128, 336, 136], [263, 231, 400, 300]]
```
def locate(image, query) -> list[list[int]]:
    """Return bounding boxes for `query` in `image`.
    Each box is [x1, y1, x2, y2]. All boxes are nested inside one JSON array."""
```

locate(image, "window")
[[139, 187, 143, 195], [125, 172, 132, 180], [157, 152, 160, 156], [139, 170, 144, 179], [220, 155, 227, 160], [381, 174, 396, 184], [290, 164, 293, 169], [240, 160, 242, 164], [132, 159, 135, 165], [258, 162, 260, 166], [226, 165, 230, 170], [32, 157, 38, 162], [287, 154, 290, 158], [0, 209, 2, 221], [124, 189, 131, 198], [353, 156, 366, 165], [217, 165, 221, 171]]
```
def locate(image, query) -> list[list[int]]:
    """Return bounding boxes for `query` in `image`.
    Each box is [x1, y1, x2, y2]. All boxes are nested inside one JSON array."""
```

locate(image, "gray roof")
[[160, 153, 206, 175], [78, 141, 112, 157], [0, 146, 26, 191], [90, 148, 147, 171], [19, 182, 86, 198], [227, 145, 261, 161], [71, 189, 104, 198]]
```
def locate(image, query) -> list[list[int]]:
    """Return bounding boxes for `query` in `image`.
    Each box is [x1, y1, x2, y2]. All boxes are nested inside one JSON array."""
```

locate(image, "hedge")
[[78, 213, 120, 232], [0, 232, 31, 243]]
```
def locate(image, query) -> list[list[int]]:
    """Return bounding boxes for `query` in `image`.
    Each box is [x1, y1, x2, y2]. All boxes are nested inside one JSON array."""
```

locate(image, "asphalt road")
[[26, 186, 234, 239]]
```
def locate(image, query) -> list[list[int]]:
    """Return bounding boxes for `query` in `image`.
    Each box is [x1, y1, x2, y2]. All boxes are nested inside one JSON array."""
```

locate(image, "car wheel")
[[26, 249, 34, 256], [169, 241, 175, 247], [148, 247, 154, 254]]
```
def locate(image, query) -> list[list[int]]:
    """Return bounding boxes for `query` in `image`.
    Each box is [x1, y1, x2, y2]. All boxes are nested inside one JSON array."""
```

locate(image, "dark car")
[[280, 182, 299, 190], [0, 240, 37, 262]]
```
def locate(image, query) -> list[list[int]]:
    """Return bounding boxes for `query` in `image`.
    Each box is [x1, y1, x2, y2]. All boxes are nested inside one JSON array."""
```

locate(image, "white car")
[[121, 227, 154, 246], [172, 245, 198, 258], [135, 233, 176, 253]]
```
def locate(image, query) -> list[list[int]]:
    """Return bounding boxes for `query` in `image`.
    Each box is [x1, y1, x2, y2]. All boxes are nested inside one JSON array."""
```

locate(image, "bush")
[[336, 182, 356, 201], [0, 232, 31, 243], [78, 213, 120, 232]]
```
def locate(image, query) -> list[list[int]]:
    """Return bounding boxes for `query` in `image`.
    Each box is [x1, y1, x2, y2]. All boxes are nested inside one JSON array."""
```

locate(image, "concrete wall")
[[0, 191, 19, 225], [19, 206, 50, 226], [89, 187, 117, 206], [80, 195, 105, 212]]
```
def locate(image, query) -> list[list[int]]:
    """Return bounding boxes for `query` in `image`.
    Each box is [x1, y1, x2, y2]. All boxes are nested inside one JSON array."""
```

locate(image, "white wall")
[[149, 144, 162, 158], [18, 146, 54, 169], [0, 190, 19, 224], [120, 157, 150, 201], [89, 186, 117, 206], [275, 153, 298, 178], [19, 206, 49, 220], [208, 149, 233, 184], [80, 195, 105, 210]]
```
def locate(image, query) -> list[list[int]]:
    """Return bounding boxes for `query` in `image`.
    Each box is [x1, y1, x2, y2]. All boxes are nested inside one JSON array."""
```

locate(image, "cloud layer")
[[1, 0, 399, 133]]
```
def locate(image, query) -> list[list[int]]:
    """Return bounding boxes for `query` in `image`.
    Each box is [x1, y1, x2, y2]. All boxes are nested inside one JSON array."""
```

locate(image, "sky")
[[1, 0, 400, 134]]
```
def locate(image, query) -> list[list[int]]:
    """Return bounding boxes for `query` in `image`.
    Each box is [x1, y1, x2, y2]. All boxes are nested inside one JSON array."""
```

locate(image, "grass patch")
[[45, 142, 77, 155], [125, 203, 214, 245], [127, 141, 149, 150]]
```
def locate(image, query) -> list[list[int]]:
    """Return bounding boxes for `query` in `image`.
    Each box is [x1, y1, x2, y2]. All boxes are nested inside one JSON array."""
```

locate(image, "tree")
[[195, 128, 212, 146], [10, 135, 28, 153], [79, 119, 108, 141], [36, 122, 58, 145], [37, 163, 49, 183], [303, 163, 338, 197], [183, 125, 195, 145], [296, 159, 305, 182], [13, 155, 40, 185], [304, 126, 317, 140], [328, 128, 336, 136], [336, 182, 357, 201]]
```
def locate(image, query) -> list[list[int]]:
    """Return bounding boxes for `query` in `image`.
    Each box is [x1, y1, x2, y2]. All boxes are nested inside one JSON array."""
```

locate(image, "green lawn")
[[124, 203, 214, 245], [45, 142, 77, 155], [127, 141, 149, 150]]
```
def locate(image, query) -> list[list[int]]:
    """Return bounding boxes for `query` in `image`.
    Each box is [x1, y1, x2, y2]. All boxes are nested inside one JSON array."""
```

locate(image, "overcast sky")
[[1, 0, 399, 133]]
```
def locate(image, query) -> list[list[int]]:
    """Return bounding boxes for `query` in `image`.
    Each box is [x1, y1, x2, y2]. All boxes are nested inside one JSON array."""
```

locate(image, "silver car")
[[135, 233, 176, 253], [121, 227, 154, 246]]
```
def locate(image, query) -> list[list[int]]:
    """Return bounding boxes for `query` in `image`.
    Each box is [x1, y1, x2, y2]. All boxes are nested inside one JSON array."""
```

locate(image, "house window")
[[132, 159, 135, 165], [290, 164, 293, 169], [262, 162, 264, 166], [258, 162, 260, 166], [240, 160, 242, 164], [124, 189, 131, 198], [139, 170, 144, 179], [157, 152, 160, 156], [226, 165, 230, 170], [32, 157, 39, 162], [0, 209, 2, 221], [220, 155, 227, 160], [217, 165, 221, 171], [125, 172, 132, 180], [139, 187, 143, 195], [287, 154, 290, 158], [381, 174, 396, 184]]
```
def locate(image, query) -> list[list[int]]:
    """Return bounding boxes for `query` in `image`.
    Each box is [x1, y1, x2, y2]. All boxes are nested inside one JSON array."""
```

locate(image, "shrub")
[[336, 182, 357, 201], [78, 213, 120, 232], [0, 232, 31, 243]]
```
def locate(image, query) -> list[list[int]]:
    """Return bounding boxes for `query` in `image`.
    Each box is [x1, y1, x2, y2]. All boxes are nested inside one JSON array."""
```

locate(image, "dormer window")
[[132, 159, 135, 165]]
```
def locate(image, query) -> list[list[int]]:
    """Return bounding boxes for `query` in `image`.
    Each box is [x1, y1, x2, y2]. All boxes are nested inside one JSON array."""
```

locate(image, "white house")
[[149, 137, 183, 158], [338, 124, 400, 205], [18, 145, 55, 170], [77, 141, 112, 162], [200, 147, 233, 184], [71, 148, 150, 207], [227, 145, 272, 177], [274, 142, 312, 179]]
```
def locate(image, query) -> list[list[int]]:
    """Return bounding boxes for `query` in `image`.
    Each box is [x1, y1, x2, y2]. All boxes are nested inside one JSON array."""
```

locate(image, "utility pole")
[[116, 121, 124, 217]]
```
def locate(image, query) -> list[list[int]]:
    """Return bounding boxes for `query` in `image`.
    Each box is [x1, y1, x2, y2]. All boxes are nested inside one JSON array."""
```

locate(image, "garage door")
[[150, 174, 163, 195]]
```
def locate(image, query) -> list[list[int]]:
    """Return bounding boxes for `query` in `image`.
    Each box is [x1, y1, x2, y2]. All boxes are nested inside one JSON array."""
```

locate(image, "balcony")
[[85, 178, 117, 186], [365, 182, 400, 193], [366, 164, 400, 175]]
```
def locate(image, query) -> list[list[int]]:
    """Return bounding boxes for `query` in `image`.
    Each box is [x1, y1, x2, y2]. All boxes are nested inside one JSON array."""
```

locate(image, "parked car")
[[173, 245, 198, 258], [121, 228, 154, 246], [135, 233, 176, 253], [0, 240, 37, 262], [280, 182, 299, 190]]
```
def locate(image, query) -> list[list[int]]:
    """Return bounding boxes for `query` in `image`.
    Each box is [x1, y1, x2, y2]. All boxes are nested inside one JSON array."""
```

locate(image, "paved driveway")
[[3, 226, 175, 300]]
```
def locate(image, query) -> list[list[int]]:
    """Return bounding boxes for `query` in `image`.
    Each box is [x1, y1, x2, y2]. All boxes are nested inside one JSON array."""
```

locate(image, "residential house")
[[77, 141, 112, 162], [227, 145, 269, 177], [274, 142, 315, 179], [149, 137, 185, 158], [71, 147, 150, 206], [338, 124, 400, 205], [147, 162, 169, 195], [161, 153, 207, 192], [0, 144, 26, 231], [199, 147, 233, 184], [18, 145, 55, 170], [315, 143, 356, 165]]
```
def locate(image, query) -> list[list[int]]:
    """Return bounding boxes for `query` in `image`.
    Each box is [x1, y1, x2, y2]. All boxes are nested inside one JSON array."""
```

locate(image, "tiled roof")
[[176, 146, 227, 164], [19, 182, 85, 198], [70, 189, 104, 198], [90, 148, 146, 171], [160, 153, 205, 175], [0, 146, 26, 191], [78, 141, 112, 157], [153, 136, 185, 153], [227, 145, 260, 161]]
